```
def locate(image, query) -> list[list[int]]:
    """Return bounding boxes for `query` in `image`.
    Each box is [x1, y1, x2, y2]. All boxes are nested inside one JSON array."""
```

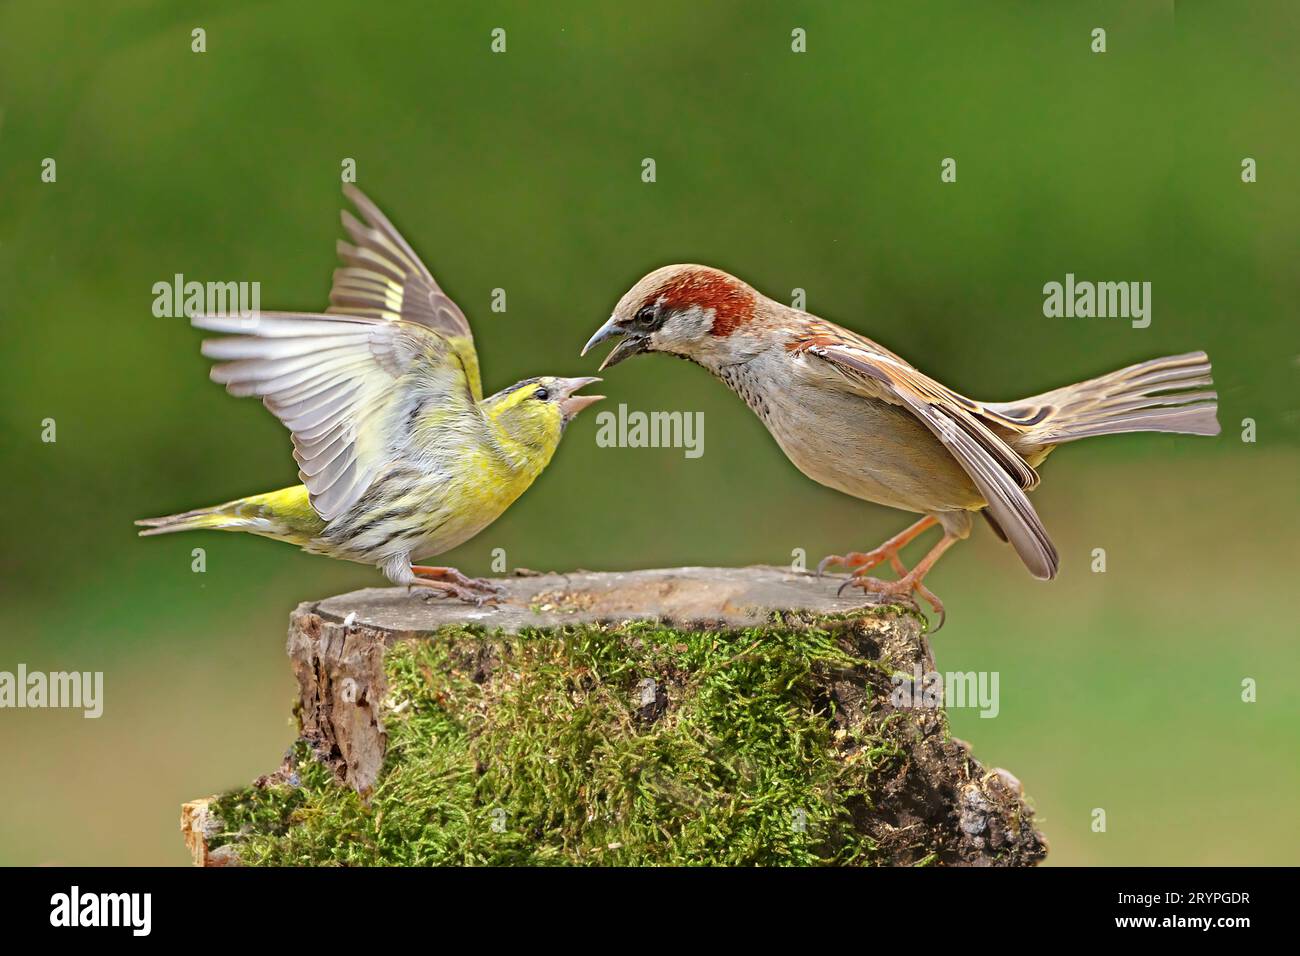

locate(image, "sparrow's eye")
[[533, 386, 550, 401], [634, 304, 657, 327]]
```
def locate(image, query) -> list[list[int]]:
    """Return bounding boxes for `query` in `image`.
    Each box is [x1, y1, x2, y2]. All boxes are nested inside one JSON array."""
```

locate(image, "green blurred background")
[[1, 1, 1296, 865]]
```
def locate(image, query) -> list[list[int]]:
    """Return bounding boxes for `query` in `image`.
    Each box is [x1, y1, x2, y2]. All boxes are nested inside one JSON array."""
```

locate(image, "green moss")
[[211, 617, 911, 866]]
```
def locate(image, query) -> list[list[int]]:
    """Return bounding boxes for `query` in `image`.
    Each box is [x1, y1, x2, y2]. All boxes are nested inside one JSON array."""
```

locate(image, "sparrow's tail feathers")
[[987, 351, 1220, 447]]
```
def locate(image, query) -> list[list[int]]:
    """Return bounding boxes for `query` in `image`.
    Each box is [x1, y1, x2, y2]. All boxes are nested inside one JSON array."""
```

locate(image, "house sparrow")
[[138, 186, 602, 603], [583, 264, 1218, 624]]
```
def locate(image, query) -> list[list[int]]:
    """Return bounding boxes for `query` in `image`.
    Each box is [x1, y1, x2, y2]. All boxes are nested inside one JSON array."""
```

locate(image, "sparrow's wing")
[[327, 185, 484, 401], [194, 311, 479, 522], [795, 332, 1059, 580]]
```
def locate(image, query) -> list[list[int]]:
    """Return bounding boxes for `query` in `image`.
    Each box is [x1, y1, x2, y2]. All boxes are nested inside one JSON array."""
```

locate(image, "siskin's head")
[[482, 375, 604, 451]]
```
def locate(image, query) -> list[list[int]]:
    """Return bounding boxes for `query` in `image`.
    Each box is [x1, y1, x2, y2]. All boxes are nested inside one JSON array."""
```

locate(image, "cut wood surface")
[[311, 564, 896, 632]]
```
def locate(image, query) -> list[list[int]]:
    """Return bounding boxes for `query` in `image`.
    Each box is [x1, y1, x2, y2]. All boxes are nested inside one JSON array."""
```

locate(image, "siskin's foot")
[[407, 566, 503, 607], [410, 580, 501, 607], [410, 565, 504, 594], [838, 571, 946, 633]]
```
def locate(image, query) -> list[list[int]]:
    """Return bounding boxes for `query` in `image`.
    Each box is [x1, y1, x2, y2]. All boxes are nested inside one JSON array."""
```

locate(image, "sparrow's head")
[[582, 265, 761, 370], [483, 375, 603, 451]]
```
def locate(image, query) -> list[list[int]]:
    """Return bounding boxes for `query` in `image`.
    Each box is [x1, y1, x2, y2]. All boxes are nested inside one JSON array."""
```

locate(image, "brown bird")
[[582, 265, 1219, 624]]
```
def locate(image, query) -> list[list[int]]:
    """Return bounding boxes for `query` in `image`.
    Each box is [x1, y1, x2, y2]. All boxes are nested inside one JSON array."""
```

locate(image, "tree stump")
[[182, 566, 1046, 866]]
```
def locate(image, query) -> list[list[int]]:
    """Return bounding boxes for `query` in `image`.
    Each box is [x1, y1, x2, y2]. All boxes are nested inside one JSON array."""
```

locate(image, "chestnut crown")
[[582, 265, 760, 370]]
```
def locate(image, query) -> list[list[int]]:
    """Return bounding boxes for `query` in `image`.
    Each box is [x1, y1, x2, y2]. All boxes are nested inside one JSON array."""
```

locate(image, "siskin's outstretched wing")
[[790, 327, 1059, 581], [194, 310, 479, 522], [328, 185, 483, 401]]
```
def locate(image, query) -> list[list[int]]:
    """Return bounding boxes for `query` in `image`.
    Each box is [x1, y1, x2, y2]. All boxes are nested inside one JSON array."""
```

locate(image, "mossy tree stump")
[[182, 566, 1046, 866]]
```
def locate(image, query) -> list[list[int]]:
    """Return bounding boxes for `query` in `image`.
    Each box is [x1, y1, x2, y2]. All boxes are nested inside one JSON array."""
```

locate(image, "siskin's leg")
[[407, 577, 501, 606], [382, 557, 502, 606], [817, 515, 938, 578], [843, 533, 958, 630], [407, 566, 503, 605], [410, 565, 503, 594]]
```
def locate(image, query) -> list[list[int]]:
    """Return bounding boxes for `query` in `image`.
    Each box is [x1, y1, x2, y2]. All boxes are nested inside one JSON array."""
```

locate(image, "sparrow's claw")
[[825, 520, 952, 629], [839, 573, 946, 632], [912, 580, 946, 633], [819, 549, 887, 577], [816, 554, 844, 577], [821, 517, 941, 579]]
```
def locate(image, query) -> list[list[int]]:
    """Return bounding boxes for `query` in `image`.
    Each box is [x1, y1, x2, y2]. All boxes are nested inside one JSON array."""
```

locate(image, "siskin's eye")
[[533, 386, 550, 401]]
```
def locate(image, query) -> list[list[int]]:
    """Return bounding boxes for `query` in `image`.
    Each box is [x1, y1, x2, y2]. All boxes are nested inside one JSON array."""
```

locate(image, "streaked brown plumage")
[[583, 264, 1220, 624]]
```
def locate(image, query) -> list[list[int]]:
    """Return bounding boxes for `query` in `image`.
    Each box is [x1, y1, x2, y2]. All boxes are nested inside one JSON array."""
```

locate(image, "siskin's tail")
[[135, 499, 255, 537], [136, 486, 320, 542], [985, 351, 1220, 448]]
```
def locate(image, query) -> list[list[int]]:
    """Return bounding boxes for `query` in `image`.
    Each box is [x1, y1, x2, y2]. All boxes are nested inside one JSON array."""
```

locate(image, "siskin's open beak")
[[581, 317, 648, 371], [555, 376, 604, 420]]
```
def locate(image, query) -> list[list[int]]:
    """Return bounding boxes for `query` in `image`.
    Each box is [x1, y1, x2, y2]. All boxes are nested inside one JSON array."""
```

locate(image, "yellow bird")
[[138, 186, 602, 602]]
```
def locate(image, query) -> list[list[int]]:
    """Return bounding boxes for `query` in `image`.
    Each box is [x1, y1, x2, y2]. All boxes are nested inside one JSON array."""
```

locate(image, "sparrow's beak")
[[581, 317, 648, 371], [555, 376, 604, 420]]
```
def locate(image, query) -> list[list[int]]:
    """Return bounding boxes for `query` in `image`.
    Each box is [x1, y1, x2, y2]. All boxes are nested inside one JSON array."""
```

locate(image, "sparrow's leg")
[[817, 516, 937, 577], [841, 534, 957, 630], [410, 565, 504, 594]]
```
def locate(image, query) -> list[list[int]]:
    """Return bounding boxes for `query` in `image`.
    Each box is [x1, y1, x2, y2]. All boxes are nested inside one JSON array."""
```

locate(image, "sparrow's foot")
[[410, 565, 504, 594], [839, 572, 946, 633], [817, 546, 906, 578], [816, 516, 938, 578]]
